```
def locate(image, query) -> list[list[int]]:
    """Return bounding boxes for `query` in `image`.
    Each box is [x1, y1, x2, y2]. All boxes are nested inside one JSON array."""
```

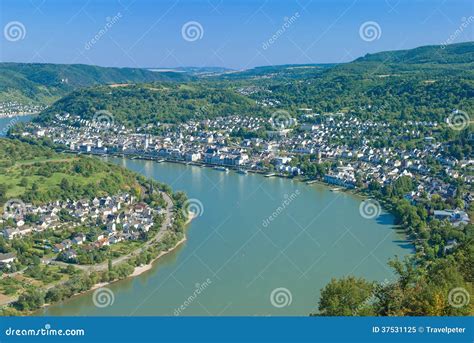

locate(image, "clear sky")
[[1, 0, 473, 69]]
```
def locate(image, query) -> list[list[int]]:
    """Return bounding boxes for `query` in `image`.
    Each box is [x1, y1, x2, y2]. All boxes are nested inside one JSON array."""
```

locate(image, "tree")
[[15, 289, 45, 311], [31, 182, 39, 192], [60, 177, 70, 190], [19, 177, 28, 187], [315, 276, 375, 316], [0, 183, 7, 203]]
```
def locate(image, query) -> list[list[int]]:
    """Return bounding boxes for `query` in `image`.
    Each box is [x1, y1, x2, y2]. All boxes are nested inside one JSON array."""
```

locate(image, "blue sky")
[[1, 0, 473, 69]]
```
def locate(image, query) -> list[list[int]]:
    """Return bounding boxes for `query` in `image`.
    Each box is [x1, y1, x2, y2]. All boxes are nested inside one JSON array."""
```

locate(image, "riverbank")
[[126, 214, 193, 279], [29, 218, 193, 315], [83, 234, 188, 292], [128, 235, 187, 278]]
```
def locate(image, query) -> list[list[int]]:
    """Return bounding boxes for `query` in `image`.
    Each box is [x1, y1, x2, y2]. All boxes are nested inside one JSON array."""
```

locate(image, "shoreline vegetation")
[[38, 223, 191, 314]]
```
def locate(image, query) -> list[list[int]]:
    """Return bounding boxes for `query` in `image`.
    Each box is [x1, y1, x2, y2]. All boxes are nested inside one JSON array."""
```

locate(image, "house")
[[185, 151, 201, 162], [109, 235, 123, 244], [63, 249, 77, 261], [0, 252, 17, 267], [444, 239, 459, 254], [3, 228, 20, 240], [106, 222, 116, 232], [72, 234, 86, 245], [434, 210, 470, 227], [53, 243, 66, 253]]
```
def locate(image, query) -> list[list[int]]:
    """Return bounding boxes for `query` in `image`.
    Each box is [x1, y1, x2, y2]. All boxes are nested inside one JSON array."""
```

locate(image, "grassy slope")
[[0, 138, 142, 205]]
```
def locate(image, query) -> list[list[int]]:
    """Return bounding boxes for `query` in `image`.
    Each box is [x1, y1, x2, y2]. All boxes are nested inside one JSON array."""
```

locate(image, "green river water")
[[38, 157, 411, 316]]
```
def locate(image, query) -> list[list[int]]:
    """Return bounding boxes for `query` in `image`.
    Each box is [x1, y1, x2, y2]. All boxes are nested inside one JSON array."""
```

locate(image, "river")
[[0, 115, 35, 137], [40, 158, 411, 316], [0, 116, 411, 316]]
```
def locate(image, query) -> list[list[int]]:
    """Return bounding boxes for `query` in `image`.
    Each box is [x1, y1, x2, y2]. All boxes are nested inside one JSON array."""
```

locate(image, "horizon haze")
[[1, 0, 473, 69]]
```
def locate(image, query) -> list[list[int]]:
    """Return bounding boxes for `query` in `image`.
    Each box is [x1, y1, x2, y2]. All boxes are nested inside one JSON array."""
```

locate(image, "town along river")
[[39, 157, 412, 316]]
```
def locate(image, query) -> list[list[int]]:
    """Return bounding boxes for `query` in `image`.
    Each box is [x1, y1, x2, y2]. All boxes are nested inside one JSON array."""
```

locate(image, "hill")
[[0, 63, 193, 106], [215, 64, 335, 80], [0, 138, 143, 205], [354, 41, 474, 65], [37, 83, 266, 126], [34, 42, 474, 126], [240, 42, 474, 122]]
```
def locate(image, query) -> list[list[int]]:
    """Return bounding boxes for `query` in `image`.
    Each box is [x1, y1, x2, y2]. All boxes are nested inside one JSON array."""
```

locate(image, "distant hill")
[[330, 41, 474, 76], [215, 64, 335, 80], [34, 42, 474, 126], [354, 42, 474, 65], [217, 42, 474, 123], [0, 63, 193, 105], [220, 42, 473, 80], [147, 66, 235, 77]]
